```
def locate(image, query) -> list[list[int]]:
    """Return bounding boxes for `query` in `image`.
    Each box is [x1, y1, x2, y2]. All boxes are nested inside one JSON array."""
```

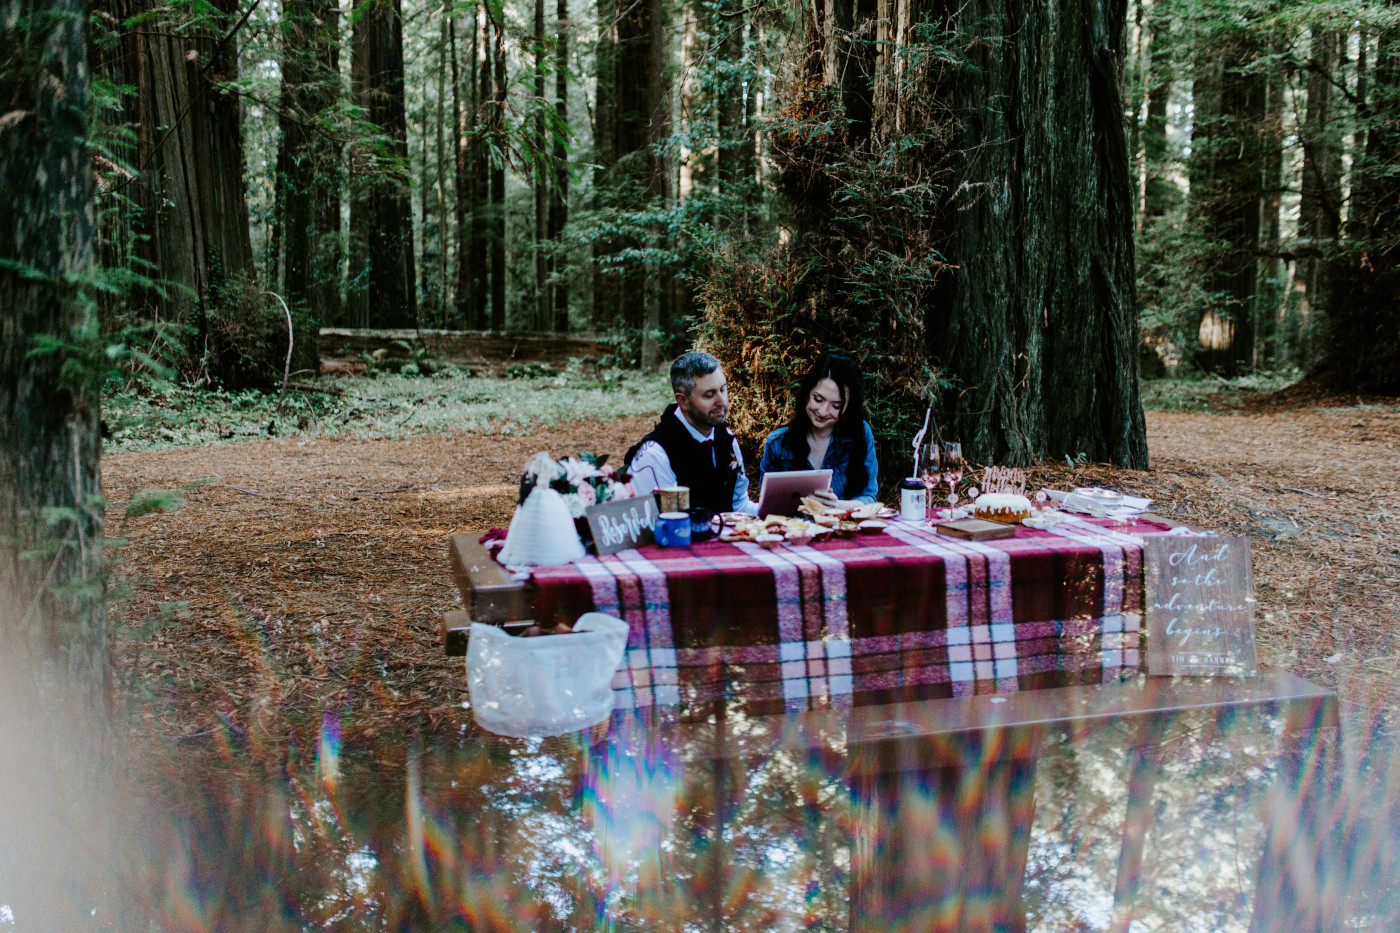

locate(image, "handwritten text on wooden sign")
[[586, 495, 658, 555], [1144, 535, 1258, 677]]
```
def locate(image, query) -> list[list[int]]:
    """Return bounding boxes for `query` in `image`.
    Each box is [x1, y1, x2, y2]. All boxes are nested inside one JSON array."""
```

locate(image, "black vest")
[[624, 404, 740, 513]]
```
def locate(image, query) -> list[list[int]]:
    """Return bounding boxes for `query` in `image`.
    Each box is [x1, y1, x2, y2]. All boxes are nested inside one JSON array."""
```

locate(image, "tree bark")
[[490, 10, 507, 329], [593, 0, 669, 360], [436, 14, 451, 325], [96, 0, 254, 331], [1188, 29, 1265, 376], [772, 0, 1148, 467], [1256, 64, 1285, 370], [932, 0, 1148, 465], [535, 0, 550, 329], [592, 0, 620, 328], [1141, 0, 1174, 220], [1325, 13, 1400, 393], [1, 0, 112, 922], [276, 0, 339, 357], [1296, 27, 1342, 370], [551, 0, 571, 330], [350, 0, 418, 328]]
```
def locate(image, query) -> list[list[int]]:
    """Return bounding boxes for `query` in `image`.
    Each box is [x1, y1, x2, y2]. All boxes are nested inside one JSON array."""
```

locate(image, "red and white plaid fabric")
[[528, 515, 1175, 716]]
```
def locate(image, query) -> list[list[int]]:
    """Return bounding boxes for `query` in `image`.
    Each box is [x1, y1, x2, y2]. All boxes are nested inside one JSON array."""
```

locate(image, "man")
[[624, 351, 759, 514]]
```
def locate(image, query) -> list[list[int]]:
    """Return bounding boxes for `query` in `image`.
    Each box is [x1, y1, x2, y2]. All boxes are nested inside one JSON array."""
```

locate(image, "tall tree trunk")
[[716, 0, 750, 190], [594, 0, 668, 360], [1, 0, 112, 922], [450, 14, 468, 326], [818, 0, 876, 140], [453, 7, 490, 329], [277, 0, 339, 365], [933, 0, 1148, 465], [785, 0, 1146, 465], [472, 9, 490, 328], [1189, 29, 1265, 376], [640, 0, 672, 369], [551, 0, 571, 330], [490, 10, 507, 329], [351, 0, 418, 328], [100, 0, 254, 333], [1297, 27, 1342, 370], [1258, 66, 1285, 369], [535, 0, 550, 328], [437, 14, 451, 326], [1141, 0, 1174, 220], [592, 0, 620, 328], [1325, 13, 1400, 393]]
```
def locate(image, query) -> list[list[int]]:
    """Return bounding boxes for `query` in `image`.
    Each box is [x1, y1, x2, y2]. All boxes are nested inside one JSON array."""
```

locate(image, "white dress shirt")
[[628, 408, 759, 514]]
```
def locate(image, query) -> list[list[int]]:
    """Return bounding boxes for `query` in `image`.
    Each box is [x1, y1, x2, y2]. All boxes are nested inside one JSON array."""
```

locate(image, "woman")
[[759, 352, 879, 507]]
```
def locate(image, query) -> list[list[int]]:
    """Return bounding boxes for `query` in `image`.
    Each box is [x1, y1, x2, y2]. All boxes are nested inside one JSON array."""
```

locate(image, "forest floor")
[[100, 381, 1400, 766]]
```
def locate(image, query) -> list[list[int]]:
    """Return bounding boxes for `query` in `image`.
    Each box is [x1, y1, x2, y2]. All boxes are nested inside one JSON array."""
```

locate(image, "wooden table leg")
[[1248, 692, 1343, 933], [1109, 717, 1170, 933], [849, 728, 1040, 933]]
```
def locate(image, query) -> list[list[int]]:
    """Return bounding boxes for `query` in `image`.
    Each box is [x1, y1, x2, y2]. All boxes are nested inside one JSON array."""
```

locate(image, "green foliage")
[[694, 18, 958, 487], [102, 368, 670, 452], [1139, 371, 1303, 413], [124, 488, 188, 518], [204, 277, 316, 390]]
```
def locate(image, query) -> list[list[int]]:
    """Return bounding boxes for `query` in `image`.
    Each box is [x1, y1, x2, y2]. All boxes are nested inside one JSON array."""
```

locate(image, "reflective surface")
[[20, 683, 1381, 933]]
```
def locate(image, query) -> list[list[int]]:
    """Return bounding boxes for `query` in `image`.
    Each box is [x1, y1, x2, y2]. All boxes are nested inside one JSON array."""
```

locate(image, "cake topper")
[[981, 465, 1027, 497]]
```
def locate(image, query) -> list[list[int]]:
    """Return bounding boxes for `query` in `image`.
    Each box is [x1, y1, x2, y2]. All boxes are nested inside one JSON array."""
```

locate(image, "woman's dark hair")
[[781, 351, 869, 495]]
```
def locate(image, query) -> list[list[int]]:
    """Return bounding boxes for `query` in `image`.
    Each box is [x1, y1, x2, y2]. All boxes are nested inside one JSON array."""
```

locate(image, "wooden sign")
[[1144, 535, 1258, 677], [981, 465, 1027, 496], [586, 495, 658, 555]]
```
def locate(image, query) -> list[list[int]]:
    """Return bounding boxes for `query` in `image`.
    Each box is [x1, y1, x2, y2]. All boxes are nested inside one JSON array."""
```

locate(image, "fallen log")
[[318, 328, 605, 369]]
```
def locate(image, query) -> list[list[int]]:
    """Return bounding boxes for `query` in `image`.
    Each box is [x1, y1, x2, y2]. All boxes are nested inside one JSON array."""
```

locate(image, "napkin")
[[1044, 488, 1151, 519]]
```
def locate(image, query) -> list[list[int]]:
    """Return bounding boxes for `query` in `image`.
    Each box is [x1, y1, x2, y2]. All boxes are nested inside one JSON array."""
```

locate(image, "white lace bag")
[[466, 612, 629, 737]]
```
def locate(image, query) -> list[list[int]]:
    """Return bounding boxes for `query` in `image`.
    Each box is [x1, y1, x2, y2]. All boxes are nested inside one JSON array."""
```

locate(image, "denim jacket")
[[758, 422, 879, 504]]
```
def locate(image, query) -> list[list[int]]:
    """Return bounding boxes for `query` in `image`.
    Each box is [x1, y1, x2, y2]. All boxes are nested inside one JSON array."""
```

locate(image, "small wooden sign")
[[935, 518, 1016, 541], [586, 495, 659, 555], [1144, 535, 1258, 677]]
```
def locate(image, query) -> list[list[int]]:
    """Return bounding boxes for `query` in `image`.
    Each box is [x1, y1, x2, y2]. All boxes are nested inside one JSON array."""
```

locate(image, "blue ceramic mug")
[[688, 507, 719, 543], [655, 511, 692, 547]]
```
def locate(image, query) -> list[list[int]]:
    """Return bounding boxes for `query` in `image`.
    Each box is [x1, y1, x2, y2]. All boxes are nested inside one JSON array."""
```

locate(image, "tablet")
[[756, 469, 833, 517]]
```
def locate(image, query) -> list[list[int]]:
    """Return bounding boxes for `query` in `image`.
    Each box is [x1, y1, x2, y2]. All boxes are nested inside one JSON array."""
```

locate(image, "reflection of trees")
[[143, 705, 1355, 930]]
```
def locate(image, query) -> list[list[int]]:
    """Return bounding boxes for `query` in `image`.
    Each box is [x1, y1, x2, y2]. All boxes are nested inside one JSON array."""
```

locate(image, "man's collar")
[[673, 406, 715, 443]]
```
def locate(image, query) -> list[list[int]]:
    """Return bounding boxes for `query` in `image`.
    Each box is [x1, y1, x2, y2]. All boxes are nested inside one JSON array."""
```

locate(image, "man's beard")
[[683, 400, 726, 429]]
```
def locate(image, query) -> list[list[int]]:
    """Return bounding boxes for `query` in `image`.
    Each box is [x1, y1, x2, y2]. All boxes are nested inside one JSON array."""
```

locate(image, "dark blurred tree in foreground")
[[1, 0, 117, 923]]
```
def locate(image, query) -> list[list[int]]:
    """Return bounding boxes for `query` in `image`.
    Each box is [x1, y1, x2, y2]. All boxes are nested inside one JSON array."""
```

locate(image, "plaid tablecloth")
[[528, 514, 1175, 716]]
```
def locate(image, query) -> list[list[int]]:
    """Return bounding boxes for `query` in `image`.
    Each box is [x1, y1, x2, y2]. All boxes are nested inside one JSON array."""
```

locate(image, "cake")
[[974, 492, 1033, 524]]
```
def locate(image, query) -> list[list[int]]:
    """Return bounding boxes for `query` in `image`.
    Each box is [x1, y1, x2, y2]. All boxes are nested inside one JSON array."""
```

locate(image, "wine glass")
[[942, 442, 964, 506], [920, 440, 941, 520]]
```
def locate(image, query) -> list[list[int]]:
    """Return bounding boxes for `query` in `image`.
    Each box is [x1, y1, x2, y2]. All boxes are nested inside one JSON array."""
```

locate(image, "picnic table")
[[441, 512, 1342, 928], [446, 512, 1182, 716]]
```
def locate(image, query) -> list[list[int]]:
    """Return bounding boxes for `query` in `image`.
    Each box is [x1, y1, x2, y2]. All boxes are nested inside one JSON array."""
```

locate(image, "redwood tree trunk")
[[99, 0, 254, 330], [1, 0, 111, 921], [593, 0, 667, 355], [351, 0, 418, 328], [490, 10, 507, 329], [927, 0, 1148, 466], [1297, 27, 1342, 371], [1326, 16, 1400, 393], [550, 0, 571, 330], [277, 0, 339, 354], [1189, 32, 1265, 376]]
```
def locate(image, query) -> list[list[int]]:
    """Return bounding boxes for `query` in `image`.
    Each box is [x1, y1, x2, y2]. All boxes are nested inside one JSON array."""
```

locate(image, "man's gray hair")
[[670, 351, 721, 396]]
